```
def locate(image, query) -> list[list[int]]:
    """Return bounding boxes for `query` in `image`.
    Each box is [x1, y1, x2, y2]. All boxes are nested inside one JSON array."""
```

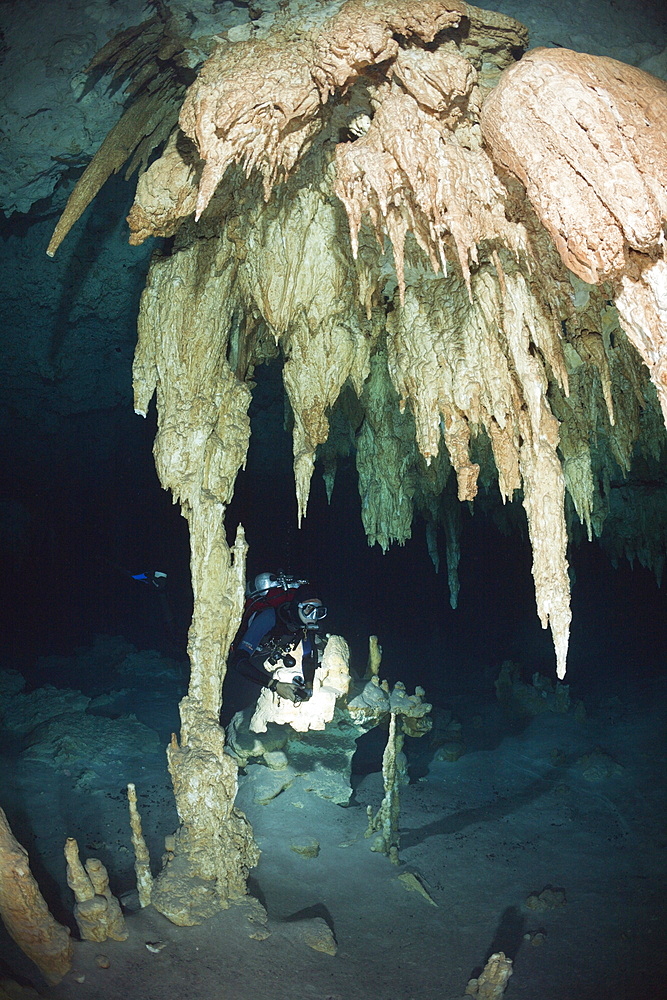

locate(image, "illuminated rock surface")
[[39, 0, 667, 681]]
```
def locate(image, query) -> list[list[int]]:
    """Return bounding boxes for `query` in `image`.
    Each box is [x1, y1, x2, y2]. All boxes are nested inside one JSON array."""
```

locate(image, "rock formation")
[[47, 0, 667, 682], [126, 783, 154, 908], [226, 636, 432, 807], [480, 47, 667, 422], [249, 633, 351, 734], [42, 0, 667, 913], [63, 839, 128, 943], [0, 810, 73, 986]]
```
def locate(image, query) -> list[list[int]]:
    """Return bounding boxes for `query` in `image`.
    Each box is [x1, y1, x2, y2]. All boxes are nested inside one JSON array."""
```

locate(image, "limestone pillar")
[[133, 228, 259, 925]]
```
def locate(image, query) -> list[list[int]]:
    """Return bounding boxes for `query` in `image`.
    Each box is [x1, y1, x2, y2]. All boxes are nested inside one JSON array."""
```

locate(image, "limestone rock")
[[1, 689, 90, 736], [39, 0, 667, 711], [289, 838, 320, 858], [525, 887, 567, 912], [229, 666, 431, 806], [0, 977, 43, 999], [299, 916, 337, 956], [250, 635, 351, 734], [575, 748, 624, 782], [480, 47, 667, 424], [0, 671, 25, 697], [263, 751, 289, 771], [225, 710, 290, 768], [243, 764, 297, 805], [481, 48, 667, 286], [180, 34, 322, 212], [494, 661, 585, 719], [397, 871, 438, 906], [21, 710, 161, 773], [464, 952, 513, 998], [127, 783, 153, 908], [433, 744, 465, 763], [64, 840, 128, 943]]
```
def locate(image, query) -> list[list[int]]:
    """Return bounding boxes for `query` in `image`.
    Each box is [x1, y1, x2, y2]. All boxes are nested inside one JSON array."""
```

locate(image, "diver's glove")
[[269, 679, 300, 702]]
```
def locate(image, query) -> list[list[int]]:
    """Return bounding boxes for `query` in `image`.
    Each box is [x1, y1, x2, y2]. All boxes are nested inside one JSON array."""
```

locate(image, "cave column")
[[133, 229, 259, 925]]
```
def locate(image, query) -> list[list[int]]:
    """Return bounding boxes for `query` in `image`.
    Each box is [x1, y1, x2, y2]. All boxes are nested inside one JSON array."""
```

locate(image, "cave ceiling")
[[1, 0, 667, 678]]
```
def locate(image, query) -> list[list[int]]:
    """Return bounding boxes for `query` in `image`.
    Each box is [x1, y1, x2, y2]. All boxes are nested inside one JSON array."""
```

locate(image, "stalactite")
[[237, 170, 379, 522], [356, 350, 420, 551], [480, 46, 667, 422], [181, 34, 321, 213], [47, 6, 194, 257], [333, 58, 527, 302], [615, 260, 667, 426], [443, 498, 462, 610]]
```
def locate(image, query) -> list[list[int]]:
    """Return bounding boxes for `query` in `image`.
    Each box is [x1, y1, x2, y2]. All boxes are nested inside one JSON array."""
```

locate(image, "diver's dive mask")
[[297, 601, 327, 625]]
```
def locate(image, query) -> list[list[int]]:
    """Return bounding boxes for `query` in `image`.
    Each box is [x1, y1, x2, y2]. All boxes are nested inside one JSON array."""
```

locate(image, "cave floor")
[[1, 642, 665, 1000]]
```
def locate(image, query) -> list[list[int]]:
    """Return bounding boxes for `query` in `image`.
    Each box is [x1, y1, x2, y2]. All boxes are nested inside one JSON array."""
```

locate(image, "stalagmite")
[[64, 839, 127, 943], [0, 809, 73, 985], [465, 952, 513, 998], [133, 223, 259, 925], [366, 712, 403, 863], [366, 635, 382, 680], [126, 784, 153, 908], [250, 633, 351, 733]]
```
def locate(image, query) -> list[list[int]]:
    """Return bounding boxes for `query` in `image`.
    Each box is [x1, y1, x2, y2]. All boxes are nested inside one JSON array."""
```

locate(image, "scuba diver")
[[231, 571, 328, 704], [130, 569, 178, 645], [131, 569, 168, 590], [107, 561, 180, 653]]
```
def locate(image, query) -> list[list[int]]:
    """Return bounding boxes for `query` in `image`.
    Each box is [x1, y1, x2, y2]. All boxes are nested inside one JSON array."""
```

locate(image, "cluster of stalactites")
[[49, 3, 667, 678], [177, 0, 478, 219], [125, 4, 663, 678], [124, 0, 527, 242], [333, 48, 528, 302], [356, 247, 576, 677], [124, 1, 530, 526], [480, 47, 667, 423]]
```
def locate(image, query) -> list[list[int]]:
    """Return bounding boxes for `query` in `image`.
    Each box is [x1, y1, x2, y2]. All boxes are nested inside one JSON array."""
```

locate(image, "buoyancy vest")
[[236, 587, 295, 645]]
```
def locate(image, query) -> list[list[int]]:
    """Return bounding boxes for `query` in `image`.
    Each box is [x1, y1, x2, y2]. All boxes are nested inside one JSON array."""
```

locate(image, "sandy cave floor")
[[1, 643, 666, 1000]]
